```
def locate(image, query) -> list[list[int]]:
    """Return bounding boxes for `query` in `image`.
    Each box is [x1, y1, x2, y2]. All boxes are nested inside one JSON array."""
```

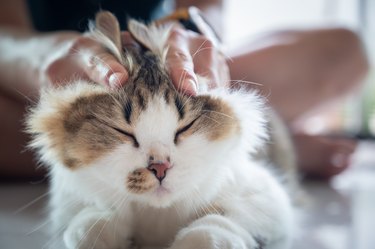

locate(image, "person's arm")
[[0, 1, 128, 179], [0, 8, 128, 102]]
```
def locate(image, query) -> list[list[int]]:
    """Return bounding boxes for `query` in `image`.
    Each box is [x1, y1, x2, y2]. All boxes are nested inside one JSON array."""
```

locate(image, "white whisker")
[[14, 191, 49, 214]]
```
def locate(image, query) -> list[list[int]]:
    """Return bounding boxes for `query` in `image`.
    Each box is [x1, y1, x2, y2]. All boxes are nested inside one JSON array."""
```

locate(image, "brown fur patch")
[[197, 96, 240, 141], [64, 94, 117, 133], [175, 95, 240, 144], [60, 93, 125, 168], [126, 168, 157, 194], [33, 90, 143, 169]]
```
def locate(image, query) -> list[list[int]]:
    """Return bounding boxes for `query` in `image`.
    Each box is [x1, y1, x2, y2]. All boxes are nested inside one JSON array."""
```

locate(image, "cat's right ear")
[[95, 11, 122, 51]]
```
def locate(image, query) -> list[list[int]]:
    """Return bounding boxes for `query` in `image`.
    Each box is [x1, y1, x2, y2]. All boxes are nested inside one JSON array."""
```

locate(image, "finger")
[[190, 35, 215, 87], [166, 27, 198, 96], [82, 50, 128, 89], [45, 55, 88, 86], [189, 34, 229, 89], [74, 37, 128, 89]]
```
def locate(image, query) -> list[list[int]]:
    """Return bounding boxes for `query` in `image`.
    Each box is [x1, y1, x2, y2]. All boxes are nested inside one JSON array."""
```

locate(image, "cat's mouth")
[[155, 185, 171, 196]]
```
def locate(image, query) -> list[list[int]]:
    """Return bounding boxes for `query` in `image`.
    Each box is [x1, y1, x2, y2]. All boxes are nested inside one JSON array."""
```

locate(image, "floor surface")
[[1, 142, 374, 249]]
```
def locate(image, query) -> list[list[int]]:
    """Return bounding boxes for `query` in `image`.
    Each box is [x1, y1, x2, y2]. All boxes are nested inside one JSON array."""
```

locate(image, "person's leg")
[[227, 28, 369, 178], [0, 90, 44, 180], [227, 28, 369, 123], [293, 134, 357, 179]]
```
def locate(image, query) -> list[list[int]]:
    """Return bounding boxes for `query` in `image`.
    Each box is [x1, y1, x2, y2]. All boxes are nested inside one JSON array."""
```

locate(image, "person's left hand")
[[164, 26, 230, 95]]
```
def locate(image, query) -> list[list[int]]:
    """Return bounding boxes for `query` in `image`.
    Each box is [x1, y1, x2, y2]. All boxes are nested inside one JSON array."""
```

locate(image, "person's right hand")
[[43, 32, 133, 89]]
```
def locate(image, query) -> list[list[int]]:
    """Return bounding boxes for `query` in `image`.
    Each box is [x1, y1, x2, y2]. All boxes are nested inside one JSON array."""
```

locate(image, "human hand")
[[43, 26, 230, 95], [165, 26, 230, 95], [43, 32, 136, 89]]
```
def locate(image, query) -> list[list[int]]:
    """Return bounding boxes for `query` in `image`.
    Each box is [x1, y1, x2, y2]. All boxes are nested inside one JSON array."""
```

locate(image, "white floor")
[[1, 142, 375, 249], [295, 142, 375, 249]]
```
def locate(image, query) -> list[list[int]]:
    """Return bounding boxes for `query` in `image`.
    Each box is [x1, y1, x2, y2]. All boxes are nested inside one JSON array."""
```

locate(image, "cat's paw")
[[169, 214, 261, 249], [63, 209, 130, 249], [168, 227, 254, 249]]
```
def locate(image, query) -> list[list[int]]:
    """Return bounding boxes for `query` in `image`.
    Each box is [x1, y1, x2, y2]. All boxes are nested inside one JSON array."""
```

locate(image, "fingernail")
[[187, 79, 197, 95], [109, 73, 125, 89]]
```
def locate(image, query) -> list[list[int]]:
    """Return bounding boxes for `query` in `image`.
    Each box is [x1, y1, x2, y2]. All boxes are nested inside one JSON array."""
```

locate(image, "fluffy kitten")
[[27, 11, 296, 249]]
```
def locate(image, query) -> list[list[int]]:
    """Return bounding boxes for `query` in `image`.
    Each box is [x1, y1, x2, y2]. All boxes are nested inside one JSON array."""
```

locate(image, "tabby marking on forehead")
[[129, 50, 172, 93], [136, 89, 146, 110], [174, 96, 185, 120], [163, 89, 171, 104], [124, 100, 132, 124]]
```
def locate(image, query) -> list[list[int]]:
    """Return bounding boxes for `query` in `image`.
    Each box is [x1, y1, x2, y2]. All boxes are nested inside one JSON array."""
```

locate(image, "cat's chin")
[[141, 186, 176, 208], [154, 185, 170, 196]]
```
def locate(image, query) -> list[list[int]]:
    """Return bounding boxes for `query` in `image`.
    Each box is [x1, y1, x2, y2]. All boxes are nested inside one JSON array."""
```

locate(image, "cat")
[[27, 11, 296, 249]]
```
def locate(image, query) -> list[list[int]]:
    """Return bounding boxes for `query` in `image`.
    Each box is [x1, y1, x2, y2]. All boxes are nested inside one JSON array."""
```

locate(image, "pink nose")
[[147, 162, 170, 182]]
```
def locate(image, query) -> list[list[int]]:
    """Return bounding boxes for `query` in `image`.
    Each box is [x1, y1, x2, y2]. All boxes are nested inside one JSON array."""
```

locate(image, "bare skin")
[[227, 29, 368, 122], [0, 0, 227, 179], [0, 0, 369, 180], [226, 28, 368, 178], [293, 134, 357, 179]]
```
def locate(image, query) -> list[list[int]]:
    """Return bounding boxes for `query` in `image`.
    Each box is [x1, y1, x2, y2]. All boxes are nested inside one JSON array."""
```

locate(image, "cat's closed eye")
[[111, 126, 139, 148], [174, 115, 201, 144]]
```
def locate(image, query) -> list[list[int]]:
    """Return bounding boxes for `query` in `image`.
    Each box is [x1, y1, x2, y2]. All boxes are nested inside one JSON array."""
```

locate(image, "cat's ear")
[[95, 11, 122, 51], [127, 20, 154, 50], [128, 19, 170, 61]]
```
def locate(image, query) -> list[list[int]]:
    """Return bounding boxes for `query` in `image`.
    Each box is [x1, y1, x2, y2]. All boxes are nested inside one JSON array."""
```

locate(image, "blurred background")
[[222, 2, 375, 249], [1, 1, 374, 249], [223, 0, 375, 138]]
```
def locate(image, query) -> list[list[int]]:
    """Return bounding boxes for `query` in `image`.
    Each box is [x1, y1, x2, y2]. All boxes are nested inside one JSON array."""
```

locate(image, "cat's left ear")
[[95, 11, 122, 51], [127, 20, 154, 50]]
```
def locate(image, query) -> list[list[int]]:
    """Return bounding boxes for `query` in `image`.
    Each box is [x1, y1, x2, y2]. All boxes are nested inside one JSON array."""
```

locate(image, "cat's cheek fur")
[[169, 134, 239, 198]]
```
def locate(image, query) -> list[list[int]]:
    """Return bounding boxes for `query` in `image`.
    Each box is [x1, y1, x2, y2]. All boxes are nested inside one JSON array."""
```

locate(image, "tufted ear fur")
[[127, 20, 152, 49], [95, 11, 122, 51], [128, 19, 171, 63], [89, 11, 124, 63]]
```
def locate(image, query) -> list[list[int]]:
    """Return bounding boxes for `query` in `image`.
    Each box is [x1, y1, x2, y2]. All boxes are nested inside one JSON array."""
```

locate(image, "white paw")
[[169, 227, 255, 249], [63, 209, 129, 249]]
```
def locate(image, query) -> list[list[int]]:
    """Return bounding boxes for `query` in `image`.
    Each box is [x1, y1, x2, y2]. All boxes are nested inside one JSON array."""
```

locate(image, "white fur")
[[29, 83, 293, 249], [28, 20, 294, 249]]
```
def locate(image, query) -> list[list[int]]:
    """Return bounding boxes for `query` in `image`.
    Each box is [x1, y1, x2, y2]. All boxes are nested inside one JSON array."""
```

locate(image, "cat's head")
[[27, 12, 267, 208]]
